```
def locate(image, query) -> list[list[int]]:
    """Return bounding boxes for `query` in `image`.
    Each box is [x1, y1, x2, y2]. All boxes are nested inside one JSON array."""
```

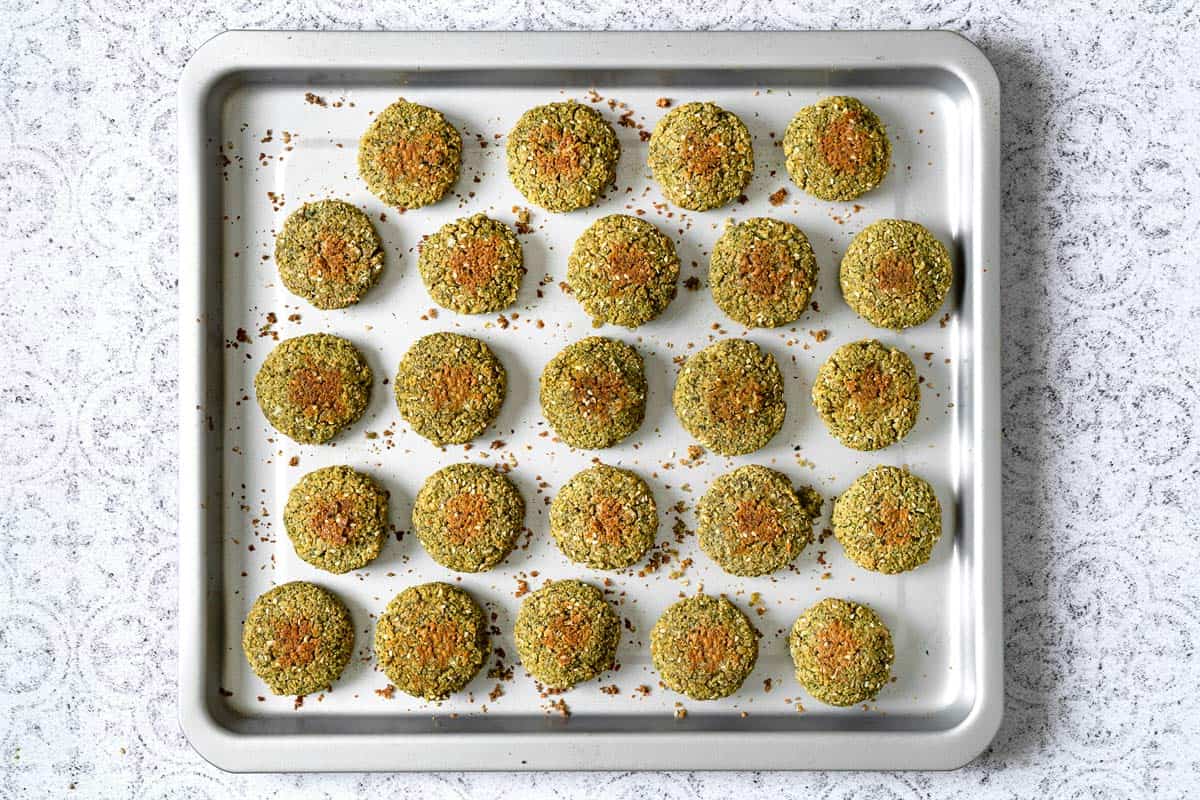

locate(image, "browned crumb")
[[768, 187, 788, 206], [656, 97, 671, 108], [810, 329, 829, 342], [304, 92, 327, 107], [288, 455, 300, 467], [684, 276, 701, 291], [513, 206, 533, 235], [545, 698, 571, 717], [375, 684, 396, 699], [600, 684, 620, 695]]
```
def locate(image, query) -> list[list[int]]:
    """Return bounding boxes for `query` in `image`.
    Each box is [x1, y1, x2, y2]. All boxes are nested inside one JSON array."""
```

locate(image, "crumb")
[[375, 684, 396, 700], [768, 187, 788, 206], [656, 97, 671, 108], [545, 698, 570, 718], [514, 206, 533, 235]]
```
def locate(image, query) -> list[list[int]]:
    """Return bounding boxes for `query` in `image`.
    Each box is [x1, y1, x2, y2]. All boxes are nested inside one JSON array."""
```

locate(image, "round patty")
[[241, 581, 354, 696], [254, 333, 372, 445], [540, 337, 647, 449], [412, 463, 525, 572], [672, 338, 786, 456], [358, 98, 461, 209], [375, 582, 488, 700], [514, 579, 620, 689], [506, 101, 619, 212], [284, 465, 389, 574], [275, 199, 385, 310], [789, 597, 894, 706], [650, 594, 759, 700], [550, 464, 658, 570], [394, 332, 506, 446]]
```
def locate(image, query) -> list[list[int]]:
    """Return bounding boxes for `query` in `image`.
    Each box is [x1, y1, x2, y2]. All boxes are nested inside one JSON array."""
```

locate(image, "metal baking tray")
[[178, 30, 1001, 772]]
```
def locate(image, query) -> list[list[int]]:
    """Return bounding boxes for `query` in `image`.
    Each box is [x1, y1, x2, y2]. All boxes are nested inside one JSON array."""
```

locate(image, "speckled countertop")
[[3, 1, 1199, 797]]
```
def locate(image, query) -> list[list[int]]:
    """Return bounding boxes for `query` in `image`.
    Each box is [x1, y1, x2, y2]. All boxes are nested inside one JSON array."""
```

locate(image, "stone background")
[[2, 1, 1198, 797]]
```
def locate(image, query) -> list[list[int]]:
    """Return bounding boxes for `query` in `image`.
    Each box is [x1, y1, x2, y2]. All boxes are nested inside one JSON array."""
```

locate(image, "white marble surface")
[[2, 1, 1199, 797]]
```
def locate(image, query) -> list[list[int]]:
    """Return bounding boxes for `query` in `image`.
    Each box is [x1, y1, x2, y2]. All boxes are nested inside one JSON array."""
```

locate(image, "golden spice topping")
[[542, 608, 594, 666], [871, 501, 915, 548], [587, 495, 633, 547], [427, 364, 480, 413], [705, 370, 765, 423], [531, 124, 585, 180], [273, 619, 318, 668], [681, 130, 726, 178], [443, 492, 491, 544], [415, 620, 466, 669], [685, 624, 734, 672], [733, 498, 785, 549], [738, 240, 791, 299], [570, 369, 631, 420], [308, 495, 356, 547], [873, 252, 916, 293], [287, 359, 346, 420], [310, 233, 355, 282], [814, 618, 858, 677], [844, 365, 894, 408], [447, 236, 502, 295], [604, 243, 655, 295], [817, 110, 873, 174], [381, 132, 449, 183]]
